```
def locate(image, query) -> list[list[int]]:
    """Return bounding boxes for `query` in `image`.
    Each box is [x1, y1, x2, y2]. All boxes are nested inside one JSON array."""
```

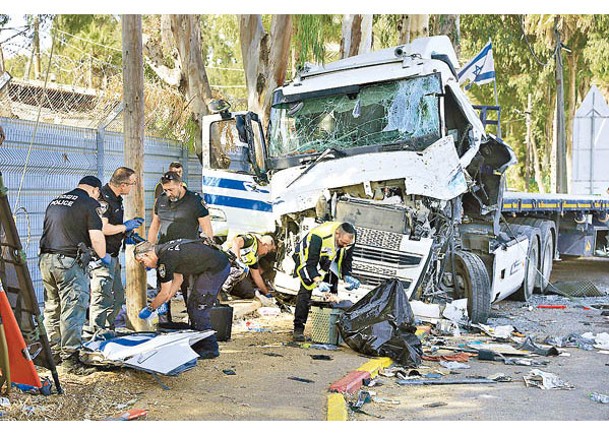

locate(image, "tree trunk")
[[170, 15, 213, 161], [122, 14, 148, 332], [398, 15, 429, 45], [531, 135, 546, 194], [32, 15, 41, 80], [434, 15, 460, 57], [239, 14, 292, 128], [340, 14, 373, 59]]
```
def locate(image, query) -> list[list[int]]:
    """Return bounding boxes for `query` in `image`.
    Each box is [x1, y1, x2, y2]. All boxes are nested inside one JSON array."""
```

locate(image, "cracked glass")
[[268, 74, 442, 159]]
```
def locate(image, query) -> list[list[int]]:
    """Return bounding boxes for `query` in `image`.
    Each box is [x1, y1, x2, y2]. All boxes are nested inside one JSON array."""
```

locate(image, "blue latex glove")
[[156, 302, 168, 315], [124, 235, 138, 245], [138, 306, 154, 320], [344, 275, 361, 291], [317, 282, 332, 293], [124, 217, 144, 232], [100, 253, 112, 266]]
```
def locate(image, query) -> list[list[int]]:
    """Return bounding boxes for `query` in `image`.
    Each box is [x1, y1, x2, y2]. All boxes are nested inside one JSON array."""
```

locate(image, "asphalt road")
[[352, 256, 609, 421]]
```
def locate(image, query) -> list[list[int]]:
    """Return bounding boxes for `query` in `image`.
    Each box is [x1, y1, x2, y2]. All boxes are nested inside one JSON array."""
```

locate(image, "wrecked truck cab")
[[201, 36, 522, 325]]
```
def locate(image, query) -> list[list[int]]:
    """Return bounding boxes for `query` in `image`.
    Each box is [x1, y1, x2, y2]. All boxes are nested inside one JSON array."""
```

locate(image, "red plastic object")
[[536, 305, 567, 309], [328, 370, 370, 394], [0, 289, 42, 388], [107, 408, 148, 421]]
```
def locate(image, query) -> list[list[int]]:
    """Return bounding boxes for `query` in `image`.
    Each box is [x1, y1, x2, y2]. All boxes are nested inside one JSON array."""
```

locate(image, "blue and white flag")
[[458, 40, 495, 89]]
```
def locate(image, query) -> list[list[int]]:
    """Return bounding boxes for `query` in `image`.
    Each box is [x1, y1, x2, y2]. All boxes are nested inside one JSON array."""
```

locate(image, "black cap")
[[78, 176, 102, 189]]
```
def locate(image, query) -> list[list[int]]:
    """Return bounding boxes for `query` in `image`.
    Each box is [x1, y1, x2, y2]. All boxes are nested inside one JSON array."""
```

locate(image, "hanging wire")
[[520, 15, 550, 68]]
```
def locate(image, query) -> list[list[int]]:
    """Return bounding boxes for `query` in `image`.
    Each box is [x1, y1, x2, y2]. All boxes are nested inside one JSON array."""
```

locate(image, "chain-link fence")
[[1, 116, 202, 303]]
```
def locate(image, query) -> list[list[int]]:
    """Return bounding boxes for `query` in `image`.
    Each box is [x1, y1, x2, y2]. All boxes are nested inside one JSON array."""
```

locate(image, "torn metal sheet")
[[523, 369, 574, 390], [83, 330, 215, 376], [474, 324, 515, 340], [442, 299, 468, 324], [466, 342, 531, 356]]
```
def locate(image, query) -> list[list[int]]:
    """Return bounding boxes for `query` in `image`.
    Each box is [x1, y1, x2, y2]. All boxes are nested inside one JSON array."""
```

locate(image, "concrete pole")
[[122, 15, 148, 331], [554, 18, 568, 194]]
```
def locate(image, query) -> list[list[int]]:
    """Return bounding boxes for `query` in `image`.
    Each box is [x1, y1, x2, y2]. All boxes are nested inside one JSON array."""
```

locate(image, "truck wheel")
[[453, 250, 491, 324], [537, 228, 554, 294], [514, 234, 539, 301]]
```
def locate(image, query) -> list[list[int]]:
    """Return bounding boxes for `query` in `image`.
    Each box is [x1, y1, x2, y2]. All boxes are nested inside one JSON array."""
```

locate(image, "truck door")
[[202, 112, 274, 238]]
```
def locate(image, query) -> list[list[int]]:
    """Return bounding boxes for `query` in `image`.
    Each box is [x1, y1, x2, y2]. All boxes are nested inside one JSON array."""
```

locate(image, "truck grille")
[[350, 271, 411, 289], [352, 260, 397, 277], [352, 245, 422, 267], [355, 227, 404, 251]]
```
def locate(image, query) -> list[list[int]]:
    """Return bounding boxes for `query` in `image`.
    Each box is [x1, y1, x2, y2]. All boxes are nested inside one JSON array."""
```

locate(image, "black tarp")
[[337, 279, 423, 367]]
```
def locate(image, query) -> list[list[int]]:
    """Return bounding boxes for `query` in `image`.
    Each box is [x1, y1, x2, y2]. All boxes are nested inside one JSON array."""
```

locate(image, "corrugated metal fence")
[[0, 116, 202, 303]]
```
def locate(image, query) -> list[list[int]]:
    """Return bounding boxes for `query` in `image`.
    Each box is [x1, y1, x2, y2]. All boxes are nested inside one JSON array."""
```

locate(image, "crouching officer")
[[39, 176, 110, 375], [134, 239, 230, 359], [292, 221, 360, 342], [221, 233, 276, 300]]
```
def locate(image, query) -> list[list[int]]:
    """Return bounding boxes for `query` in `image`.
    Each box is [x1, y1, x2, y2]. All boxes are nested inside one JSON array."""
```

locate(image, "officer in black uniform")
[[134, 239, 230, 359], [88, 167, 144, 335], [39, 176, 109, 375], [153, 161, 186, 199], [147, 171, 213, 320]]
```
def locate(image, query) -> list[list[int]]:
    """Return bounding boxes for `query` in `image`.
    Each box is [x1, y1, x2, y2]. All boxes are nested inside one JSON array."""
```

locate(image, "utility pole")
[[32, 15, 41, 80], [554, 17, 568, 193], [525, 94, 532, 192], [122, 15, 147, 331]]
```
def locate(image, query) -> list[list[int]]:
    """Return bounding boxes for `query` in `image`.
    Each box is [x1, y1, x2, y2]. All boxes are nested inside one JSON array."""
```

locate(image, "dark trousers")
[[293, 273, 337, 332], [187, 264, 231, 352]]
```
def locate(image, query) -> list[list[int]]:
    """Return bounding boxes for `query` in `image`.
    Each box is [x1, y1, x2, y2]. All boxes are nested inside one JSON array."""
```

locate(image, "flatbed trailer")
[[502, 191, 609, 260]]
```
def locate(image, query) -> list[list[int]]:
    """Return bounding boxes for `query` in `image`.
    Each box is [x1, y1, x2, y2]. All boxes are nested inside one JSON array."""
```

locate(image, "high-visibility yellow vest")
[[239, 234, 259, 266], [296, 221, 345, 290]]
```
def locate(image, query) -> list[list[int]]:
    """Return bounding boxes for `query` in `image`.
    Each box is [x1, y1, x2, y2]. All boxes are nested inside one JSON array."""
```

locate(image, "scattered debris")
[[581, 332, 609, 351], [287, 376, 314, 383], [309, 344, 339, 351], [590, 392, 609, 404], [310, 354, 333, 361], [487, 373, 512, 382], [442, 299, 469, 324], [548, 281, 605, 297], [372, 397, 400, 405], [515, 336, 559, 356], [397, 378, 496, 386], [466, 342, 530, 356], [537, 305, 567, 309], [474, 324, 515, 340], [105, 408, 148, 421], [222, 369, 237, 375], [0, 397, 9, 407], [544, 333, 596, 350], [523, 369, 574, 390], [439, 361, 470, 370], [423, 401, 447, 408], [262, 352, 283, 357]]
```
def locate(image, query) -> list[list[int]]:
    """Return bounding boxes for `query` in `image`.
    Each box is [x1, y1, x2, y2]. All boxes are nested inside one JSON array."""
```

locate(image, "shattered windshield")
[[268, 74, 442, 159]]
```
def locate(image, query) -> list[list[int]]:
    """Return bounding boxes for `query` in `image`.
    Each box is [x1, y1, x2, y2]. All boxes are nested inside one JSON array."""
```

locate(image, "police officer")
[[148, 171, 213, 320], [153, 161, 186, 199], [134, 239, 230, 359], [221, 233, 276, 300], [292, 221, 360, 342], [39, 176, 110, 375], [87, 167, 144, 335]]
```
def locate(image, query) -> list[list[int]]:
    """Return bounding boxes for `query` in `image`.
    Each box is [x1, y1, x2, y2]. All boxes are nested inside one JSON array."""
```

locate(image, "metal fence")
[[0, 116, 202, 303]]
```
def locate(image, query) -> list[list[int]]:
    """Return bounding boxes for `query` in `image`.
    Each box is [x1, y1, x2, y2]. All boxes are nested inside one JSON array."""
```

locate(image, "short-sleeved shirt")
[[98, 184, 124, 256], [155, 240, 229, 283], [154, 189, 209, 244], [40, 187, 103, 257]]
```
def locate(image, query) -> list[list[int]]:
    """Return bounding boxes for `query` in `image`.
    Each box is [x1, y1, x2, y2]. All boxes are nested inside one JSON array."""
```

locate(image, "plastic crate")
[[305, 306, 344, 345]]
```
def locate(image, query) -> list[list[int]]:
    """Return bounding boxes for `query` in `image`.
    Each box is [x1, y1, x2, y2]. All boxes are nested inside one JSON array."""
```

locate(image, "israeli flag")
[[458, 40, 495, 88]]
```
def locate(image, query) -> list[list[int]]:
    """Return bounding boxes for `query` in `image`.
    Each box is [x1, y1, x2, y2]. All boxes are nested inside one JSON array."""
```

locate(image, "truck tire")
[[453, 250, 491, 324], [507, 217, 555, 294], [538, 226, 554, 294], [514, 232, 539, 301]]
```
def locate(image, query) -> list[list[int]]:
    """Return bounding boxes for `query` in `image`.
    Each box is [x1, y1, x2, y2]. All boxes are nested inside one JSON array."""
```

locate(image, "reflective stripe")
[[296, 221, 344, 290]]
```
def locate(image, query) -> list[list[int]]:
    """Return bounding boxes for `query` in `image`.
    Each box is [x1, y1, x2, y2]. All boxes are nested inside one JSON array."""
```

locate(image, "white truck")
[[200, 36, 609, 323]]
